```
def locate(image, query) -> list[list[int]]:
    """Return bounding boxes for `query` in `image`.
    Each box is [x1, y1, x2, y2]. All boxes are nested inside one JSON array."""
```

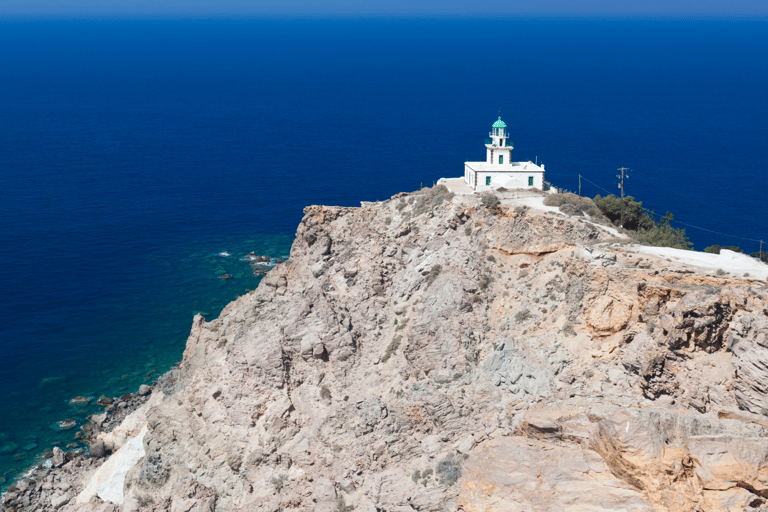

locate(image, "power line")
[[553, 173, 764, 245]]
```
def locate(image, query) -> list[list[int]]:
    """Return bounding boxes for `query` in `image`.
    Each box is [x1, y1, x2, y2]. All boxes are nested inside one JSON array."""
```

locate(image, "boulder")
[[50, 493, 70, 509], [52, 446, 65, 468], [138, 384, 151, 396], [89, 439, 105, 458]]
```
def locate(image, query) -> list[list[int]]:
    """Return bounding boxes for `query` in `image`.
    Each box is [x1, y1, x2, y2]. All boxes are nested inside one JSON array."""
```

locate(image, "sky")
[[1, 0, 766, 18]]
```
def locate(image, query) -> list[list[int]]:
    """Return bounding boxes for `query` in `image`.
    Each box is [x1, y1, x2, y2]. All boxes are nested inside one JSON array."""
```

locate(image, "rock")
[[96, 397, 114, 407], [52, 447, 65, 468], [311, 260, 328, 278], [89, 439, 105, 458], [90, 412, 108, 426], [69, 396, 90, 405], [138, 384, 151, 396], [218, 274, 231, 280], [51, 492, 70, 509], [52, 189, 768, 512], [58, 419, 77, 430], [459, 437, 653, 511]]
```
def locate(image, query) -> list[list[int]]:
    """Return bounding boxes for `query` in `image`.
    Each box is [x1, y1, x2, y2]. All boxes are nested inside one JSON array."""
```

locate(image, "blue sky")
[[1, 0, 766, 18]]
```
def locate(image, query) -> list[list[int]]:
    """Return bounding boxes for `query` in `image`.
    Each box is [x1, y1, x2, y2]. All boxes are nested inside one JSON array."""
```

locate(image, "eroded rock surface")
[[24, 186, 768, 512]]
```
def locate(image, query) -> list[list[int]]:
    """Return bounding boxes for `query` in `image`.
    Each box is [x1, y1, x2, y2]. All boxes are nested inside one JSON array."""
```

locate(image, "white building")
[[464, 117, 545, 192]]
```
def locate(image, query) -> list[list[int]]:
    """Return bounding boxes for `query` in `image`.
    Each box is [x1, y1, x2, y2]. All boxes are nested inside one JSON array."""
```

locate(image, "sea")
[[0, 17, 766, 485]]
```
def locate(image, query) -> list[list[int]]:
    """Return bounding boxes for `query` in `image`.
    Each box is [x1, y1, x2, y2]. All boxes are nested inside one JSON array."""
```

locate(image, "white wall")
[[486, 147, 513, 164], [472, 172, 544, 192]]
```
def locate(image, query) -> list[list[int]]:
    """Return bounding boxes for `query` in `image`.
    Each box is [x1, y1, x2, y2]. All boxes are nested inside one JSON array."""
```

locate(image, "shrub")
[[436, 454, 467, 486], [410, 185, 455, 217], [464, 226, 472, 235], [716, 269, 726, 276], [426, 265, 442, 287], [633, 212, 693, 250], [396, 200, 406, 211], [385, 216, 392, 225], [382, 336, 402, 362], [137, 496, 154, 507], [373, 285, 384, 296], [543, 192, 604, 219], [518, 269, 529, 278], [411, 470, 421, 483], [248, 450, 267, 466], [271, 475, 286, 492], [481, 194, 500, 211], [334, 496, 354, 512], [320, 386, 331, 401], [593, 194, 655, 231], [487, 255, 496, 262], [704, 245, 721, 254], [562, 323, 576, 336], [515, 309, 531, 323]]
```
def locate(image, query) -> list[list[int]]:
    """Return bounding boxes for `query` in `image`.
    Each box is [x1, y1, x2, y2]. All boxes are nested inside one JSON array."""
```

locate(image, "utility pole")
[[578, 175, 582, 198], [616, 167, 630, 228], [761, 239, 763, 261]]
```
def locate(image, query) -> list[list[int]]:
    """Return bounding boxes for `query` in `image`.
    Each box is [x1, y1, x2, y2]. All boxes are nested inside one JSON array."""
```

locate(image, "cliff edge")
[[15, 186, 768, 512]]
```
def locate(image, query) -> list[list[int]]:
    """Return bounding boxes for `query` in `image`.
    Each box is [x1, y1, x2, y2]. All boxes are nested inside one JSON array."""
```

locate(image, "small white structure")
[[464, 117, 545, 192]]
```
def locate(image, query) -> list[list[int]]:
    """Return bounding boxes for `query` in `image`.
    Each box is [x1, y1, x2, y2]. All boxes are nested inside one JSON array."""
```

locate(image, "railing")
[[485, 140, 514, 148]]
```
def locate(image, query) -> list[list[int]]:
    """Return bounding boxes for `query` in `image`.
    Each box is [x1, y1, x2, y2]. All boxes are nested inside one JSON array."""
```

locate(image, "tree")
[[593, 194, 655, 231], [634, 212, 693, 250]]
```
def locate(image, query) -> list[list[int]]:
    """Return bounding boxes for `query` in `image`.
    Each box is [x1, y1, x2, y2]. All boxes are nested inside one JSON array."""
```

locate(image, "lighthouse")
[[463, 116, 545, 192]]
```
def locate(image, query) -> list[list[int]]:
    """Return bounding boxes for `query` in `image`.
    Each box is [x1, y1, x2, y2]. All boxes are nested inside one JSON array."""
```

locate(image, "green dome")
[[492, 117, 507, 128]]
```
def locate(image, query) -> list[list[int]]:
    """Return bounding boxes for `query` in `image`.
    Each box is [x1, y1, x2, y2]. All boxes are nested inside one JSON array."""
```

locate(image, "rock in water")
[[51, 447, 65, 468]]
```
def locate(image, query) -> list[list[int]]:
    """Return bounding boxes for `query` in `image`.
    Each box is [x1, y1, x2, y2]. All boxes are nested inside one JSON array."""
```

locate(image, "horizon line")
[[1, 12, 768, 22]]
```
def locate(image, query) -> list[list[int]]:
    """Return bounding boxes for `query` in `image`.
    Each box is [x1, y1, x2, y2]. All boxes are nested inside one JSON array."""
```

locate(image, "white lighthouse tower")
[[463, 116, 545, 192]]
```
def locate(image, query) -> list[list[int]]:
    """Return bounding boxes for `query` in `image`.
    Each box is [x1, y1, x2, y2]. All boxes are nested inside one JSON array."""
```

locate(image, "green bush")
[[633, 212, 693, 250], [543, 192, 605, 219], [436, 454, 467, 486], [593, 194, 656, 231], [334, 496, 354, 512], [515, 309, 531, 323], [426, 265, 442, 287], [382, 336, 402, 362], [320, 386, 331, 401], [481, 194, 500, 211], [411, 185, 455, 217], [704, 245, 721, 254]]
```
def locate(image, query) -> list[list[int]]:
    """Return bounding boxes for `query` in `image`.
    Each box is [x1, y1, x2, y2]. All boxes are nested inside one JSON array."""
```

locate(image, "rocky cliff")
[[13, 186, 768, 512]]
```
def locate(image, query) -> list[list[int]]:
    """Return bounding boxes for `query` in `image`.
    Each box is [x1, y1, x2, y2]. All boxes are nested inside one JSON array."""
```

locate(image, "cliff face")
[[61, 187, 768, 512]]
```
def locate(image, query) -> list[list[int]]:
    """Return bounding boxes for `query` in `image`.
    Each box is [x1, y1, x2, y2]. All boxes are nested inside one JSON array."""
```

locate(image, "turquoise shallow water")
[[0, 233, 292, 484]]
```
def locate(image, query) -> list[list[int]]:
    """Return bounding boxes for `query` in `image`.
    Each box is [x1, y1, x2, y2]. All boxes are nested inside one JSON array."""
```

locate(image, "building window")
[[528, 176, 534, 186], [499, 155, 503, 164], [486, 176, 491, 186]]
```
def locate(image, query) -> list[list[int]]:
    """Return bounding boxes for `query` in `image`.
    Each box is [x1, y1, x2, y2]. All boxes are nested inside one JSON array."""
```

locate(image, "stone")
[[89, 439, 105, 458], [50, 492, 70, 509], [138, 384, 151, 396], [51, 447, 65, 468]]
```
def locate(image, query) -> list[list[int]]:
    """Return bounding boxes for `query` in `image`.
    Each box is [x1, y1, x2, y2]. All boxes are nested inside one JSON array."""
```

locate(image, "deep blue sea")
[[0, 17, 766, 483]]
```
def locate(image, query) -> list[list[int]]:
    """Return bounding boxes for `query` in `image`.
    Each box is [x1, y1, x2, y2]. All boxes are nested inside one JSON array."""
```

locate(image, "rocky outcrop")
[[22, 186, 768, 512]]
